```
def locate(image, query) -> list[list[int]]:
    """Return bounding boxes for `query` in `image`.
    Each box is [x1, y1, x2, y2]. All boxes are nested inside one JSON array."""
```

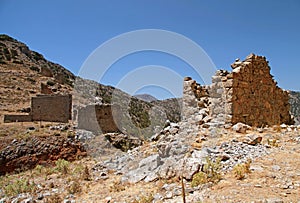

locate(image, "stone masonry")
[[4, 94, 72, 123], [183, 54, 294, 127], [77, 104, 121, 133]]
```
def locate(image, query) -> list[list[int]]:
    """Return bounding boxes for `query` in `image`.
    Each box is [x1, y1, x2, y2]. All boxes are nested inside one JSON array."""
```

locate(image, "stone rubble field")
[[1, 121, 299, 203]]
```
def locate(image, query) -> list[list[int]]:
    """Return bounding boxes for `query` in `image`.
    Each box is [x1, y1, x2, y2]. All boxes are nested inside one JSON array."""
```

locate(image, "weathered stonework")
[[183, 54, 294, 127], [77, 104, 121, 133], [31, 94, 72, 122], [4, 94, 72, 123]]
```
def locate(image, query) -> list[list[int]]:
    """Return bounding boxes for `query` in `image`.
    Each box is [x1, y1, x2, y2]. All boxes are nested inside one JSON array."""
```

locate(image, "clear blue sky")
[[1, 0, 299, 99]]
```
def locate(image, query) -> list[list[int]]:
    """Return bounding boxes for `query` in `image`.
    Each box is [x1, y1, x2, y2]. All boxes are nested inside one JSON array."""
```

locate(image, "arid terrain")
[[0, 34, 300, 203]]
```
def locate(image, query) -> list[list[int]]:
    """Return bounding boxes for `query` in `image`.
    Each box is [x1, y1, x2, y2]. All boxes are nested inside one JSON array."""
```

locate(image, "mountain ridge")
[[134, 94, 158, 102]]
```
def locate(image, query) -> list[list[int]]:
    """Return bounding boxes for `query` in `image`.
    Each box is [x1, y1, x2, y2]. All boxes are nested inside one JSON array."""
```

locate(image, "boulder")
[[232, 122, 251, 133], [104, 133, 142, 152]]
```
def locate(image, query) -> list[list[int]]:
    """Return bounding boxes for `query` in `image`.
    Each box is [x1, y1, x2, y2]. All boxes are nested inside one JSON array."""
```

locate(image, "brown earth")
[[0, 122, 86, 175]]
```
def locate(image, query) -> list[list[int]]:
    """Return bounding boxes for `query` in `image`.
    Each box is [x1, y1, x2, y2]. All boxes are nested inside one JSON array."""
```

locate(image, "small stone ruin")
[[4, 94, 72, 123], [183, 53, 294, 127], [77, 104, 121, 133]]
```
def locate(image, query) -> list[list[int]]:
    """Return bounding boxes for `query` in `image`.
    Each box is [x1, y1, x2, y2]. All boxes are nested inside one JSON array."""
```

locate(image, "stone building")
[[183, 54, 294, 127], [4, 94, 72, 123], [77, 104, 121, 133]]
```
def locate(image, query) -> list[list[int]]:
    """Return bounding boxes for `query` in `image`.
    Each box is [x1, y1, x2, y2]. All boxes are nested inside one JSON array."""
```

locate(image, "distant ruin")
[[183, 54, 294, 127], [4, 94, 72, 123], [77, 104, 121, 133]]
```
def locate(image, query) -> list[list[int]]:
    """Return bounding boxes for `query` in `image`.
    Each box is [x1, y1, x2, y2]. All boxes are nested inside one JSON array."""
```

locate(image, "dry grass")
[[233, 159, 252, 180], [191, 157, 222, 187]]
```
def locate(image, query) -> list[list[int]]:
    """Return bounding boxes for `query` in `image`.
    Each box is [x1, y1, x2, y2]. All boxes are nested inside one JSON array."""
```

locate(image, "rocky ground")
[[0, 120, 299, 203]]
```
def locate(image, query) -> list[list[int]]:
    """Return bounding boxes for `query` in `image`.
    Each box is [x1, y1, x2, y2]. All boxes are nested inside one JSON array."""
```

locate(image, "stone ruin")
[[77, 104, 121, 133], [183, 53, 294, 127], [4, 94, 72, 123]]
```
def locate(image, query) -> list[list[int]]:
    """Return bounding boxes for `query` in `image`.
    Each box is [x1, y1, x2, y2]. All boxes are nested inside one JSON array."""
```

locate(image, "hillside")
[[0, 35, 74, 116], [0, 34, 181, 138]]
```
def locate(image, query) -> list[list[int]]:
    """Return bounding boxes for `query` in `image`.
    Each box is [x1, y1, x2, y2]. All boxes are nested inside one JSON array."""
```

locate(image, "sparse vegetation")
[[132, 193, 154, 203], [233, 159, 252, 180], [273, 125, 282, 132], [67, 179, 82, 194], [32, 51, 44, 61], [81, 165, 91, 181], [110, 180, 126, 192], [55, 159, 70, 175], [3, 178, 36, 196], [191, 157, 222, 187], [267, 138, 279, 147], [30, 66, 40, 72]]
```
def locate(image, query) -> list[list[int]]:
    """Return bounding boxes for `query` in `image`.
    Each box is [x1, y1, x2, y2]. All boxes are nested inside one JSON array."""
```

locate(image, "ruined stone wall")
[[208, 70, 233, 125], [182, 77, 209, 118], [229, 54, 293, 126], [31, 94, 72, 123], [184, 54, 293, 127], [4, 114, 32, 123], [4, 94, 72, 123], [77, 104, 120, 133], [209, 54, 293, 126]]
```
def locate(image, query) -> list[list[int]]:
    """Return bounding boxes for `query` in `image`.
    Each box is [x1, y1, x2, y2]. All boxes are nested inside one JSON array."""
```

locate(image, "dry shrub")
[[110, 180, 126, 192], [191, 157, 222, 187], [67, 180, 82, 194], [233, 159, 252, 180]]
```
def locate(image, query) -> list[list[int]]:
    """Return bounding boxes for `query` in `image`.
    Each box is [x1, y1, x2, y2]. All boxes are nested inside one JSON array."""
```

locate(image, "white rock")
[[280, 124, 287, 129], [232, 122, 251, 133]]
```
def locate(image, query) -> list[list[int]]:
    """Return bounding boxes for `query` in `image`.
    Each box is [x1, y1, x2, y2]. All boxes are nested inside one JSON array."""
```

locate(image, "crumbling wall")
[[31, 94, 72, 123], [208, 70, 233, 125], [4, 94, 72, 123], [4, 114, 32, 123], [77, 104, 121, 133], [209, 54, 293, 126], [182, 77, 210, 126], [229, 54, 293, 126]]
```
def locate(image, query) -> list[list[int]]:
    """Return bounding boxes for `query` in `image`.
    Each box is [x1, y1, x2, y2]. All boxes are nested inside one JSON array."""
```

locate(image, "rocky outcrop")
[[104, 133, 143, 152], [0, 136, 86, 175]]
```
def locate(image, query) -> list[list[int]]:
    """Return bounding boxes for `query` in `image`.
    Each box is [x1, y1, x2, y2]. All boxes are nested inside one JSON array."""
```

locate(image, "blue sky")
[[1, 0, 299, 99]]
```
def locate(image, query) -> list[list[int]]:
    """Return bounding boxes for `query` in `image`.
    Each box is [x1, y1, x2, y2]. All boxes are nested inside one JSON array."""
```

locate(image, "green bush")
[[4, 178, 36, 196], [55, 159, 70, 175]]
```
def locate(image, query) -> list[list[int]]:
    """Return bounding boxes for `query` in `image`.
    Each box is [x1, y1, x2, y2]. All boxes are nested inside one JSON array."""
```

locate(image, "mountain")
[[134, 94, 158, 102]]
